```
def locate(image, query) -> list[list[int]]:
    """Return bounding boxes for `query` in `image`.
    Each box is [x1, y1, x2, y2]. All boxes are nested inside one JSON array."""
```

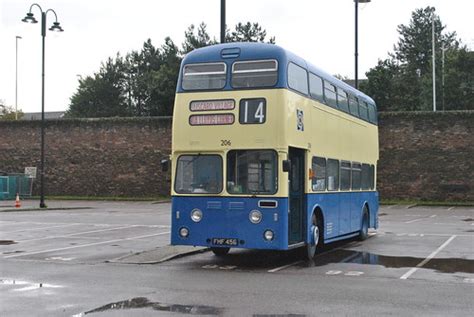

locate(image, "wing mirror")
[[282, 159, 291, 173], [161, 158, 170, 172]]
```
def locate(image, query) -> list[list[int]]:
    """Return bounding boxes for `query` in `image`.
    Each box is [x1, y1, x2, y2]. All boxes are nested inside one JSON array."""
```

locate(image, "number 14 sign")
[[239, 98, 266, 124]]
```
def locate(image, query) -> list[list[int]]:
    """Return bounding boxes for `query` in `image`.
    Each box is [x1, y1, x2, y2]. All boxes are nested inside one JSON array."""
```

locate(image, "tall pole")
[[441, 43, 446, 111], [432, 15, 436, 112], [354, 0, 359, 89], [40, 11, 46, 208], [15, 36, 22, 120], [220, 0, 225, 43]]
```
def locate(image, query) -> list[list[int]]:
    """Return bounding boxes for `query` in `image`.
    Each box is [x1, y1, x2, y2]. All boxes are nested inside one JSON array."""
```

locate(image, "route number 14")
[[239, 98, 266, 124]]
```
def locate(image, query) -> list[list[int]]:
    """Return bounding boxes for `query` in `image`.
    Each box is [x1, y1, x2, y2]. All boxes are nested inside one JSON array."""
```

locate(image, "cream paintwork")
[[171, 89, 379, 197]]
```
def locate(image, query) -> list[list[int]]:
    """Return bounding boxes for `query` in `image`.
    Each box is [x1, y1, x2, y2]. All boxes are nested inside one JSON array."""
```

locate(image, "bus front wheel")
[[306, 213, 323, 260], [359, 206, 369, 241], [211, 247, 230, 256]]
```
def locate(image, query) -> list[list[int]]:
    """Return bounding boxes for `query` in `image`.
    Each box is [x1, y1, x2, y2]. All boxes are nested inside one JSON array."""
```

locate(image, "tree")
[[226, 22, 275, 43], [0, 102, 24, 120], [361, 7, 472, 111], [67, 21, 275, 117], [66, 57, 129, 118], [182, 23, 216, 54]]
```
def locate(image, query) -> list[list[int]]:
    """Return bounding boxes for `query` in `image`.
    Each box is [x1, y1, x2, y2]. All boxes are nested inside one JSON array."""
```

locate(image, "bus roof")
[[179, 42, 375, 105]]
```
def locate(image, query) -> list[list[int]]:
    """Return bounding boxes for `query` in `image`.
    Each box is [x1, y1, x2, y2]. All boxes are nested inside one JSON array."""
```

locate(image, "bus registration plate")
[[212, 238, 238, 246]]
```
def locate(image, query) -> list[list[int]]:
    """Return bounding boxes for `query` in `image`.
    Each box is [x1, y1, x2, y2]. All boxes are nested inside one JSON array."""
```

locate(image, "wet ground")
[[0, 201, 473, 316]]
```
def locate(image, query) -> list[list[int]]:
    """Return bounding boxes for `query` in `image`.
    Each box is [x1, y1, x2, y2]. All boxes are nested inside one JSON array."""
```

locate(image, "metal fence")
[[0, 174, 34, 200]]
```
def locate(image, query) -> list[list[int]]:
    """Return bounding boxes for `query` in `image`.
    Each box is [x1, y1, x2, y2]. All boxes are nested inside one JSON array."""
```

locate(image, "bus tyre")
[[359, 207, 369, 241], [306, 213, 322, 260], [211, 247, 230, 256]]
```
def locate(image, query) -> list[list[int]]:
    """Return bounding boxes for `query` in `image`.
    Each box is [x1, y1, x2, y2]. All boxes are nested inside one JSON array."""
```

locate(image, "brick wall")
[[0, 111, 472, 201], [0, 117, 172, 197], [378, 111, 473, 201]]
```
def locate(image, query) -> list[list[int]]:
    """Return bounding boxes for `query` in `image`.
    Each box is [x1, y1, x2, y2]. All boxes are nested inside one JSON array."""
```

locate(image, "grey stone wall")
[[0, 111, 472, 201]]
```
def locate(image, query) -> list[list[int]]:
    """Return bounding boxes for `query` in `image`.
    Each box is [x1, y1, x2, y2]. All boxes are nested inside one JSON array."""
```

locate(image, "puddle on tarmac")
[[302, 250, 474, 274], [462, 218, 474, 222], [379, 213, 388, 216], [76, 297, 223, 316], [0, 240, 17, 245], [2, 250, 24, 255]]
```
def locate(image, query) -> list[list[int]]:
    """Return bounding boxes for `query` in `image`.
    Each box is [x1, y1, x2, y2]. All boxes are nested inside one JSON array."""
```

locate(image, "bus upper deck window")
[[232, 60, 278, 88], [182, 62, 227, 90]]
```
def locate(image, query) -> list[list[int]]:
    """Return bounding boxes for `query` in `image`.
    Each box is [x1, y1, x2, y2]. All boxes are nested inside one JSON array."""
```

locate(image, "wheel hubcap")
[[313, 225, 319, 246]]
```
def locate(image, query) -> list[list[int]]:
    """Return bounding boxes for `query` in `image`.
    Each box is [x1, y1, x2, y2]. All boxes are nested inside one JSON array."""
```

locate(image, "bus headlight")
[[249, 210, 262, 224], [264, 230, 274, 241], [179, 227, 189, 238], [191, 209, 203, 222]]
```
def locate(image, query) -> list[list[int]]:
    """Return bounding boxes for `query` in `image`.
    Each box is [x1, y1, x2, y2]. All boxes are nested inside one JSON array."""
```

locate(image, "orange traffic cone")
[[15, 193, 21, 208]]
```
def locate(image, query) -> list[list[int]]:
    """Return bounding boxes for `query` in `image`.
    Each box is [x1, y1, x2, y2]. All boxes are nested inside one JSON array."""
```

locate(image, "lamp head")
[[22, 12, 38, 23], [49, 22, 64, 32], [356, 0, 371, 3]]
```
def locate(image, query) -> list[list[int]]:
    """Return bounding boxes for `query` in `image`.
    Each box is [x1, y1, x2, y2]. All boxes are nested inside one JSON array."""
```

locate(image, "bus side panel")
[[307, 191, 378, 244], [171, 196, 289, 250], [306, 193, 340, 241], [338, 193, 352, 235], [350, 191, 379, 232]]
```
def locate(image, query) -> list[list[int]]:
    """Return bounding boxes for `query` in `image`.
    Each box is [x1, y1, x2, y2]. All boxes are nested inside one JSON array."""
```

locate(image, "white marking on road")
[[0, 220, 170, 228], [16, 225, 140, 243], [326, 270, 342, 275], [1, 223, 81, 234], [345, 271, 364, 276], [219, 265, 237, 270], [268, 260, 303, 273], [405, 218, 425, 224], [400, 235, 457, 280], [202, 264, 219, 269], [396, 233, 407, 236], [3, 231, 170, 259], [447, 207, 455, 211], [430, 215, 437, 218], [45, 256, 75, 261], [463, 278, 474, 283]]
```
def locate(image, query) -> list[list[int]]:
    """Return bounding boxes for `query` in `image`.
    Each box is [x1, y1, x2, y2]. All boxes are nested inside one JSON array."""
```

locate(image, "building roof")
[[21, 111, 65, 120]]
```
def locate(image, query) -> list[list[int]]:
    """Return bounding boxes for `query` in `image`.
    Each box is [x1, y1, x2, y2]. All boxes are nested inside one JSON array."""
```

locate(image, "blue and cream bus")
[[167, 42, 378, 259]]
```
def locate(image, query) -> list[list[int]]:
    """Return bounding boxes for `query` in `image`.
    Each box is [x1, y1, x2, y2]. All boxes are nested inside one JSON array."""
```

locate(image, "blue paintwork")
[[171, 191, 379, 250], [171, 196, 289, 250], [176, 42, 376, 107]]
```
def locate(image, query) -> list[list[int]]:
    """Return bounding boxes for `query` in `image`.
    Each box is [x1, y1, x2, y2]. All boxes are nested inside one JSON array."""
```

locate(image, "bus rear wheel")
[[359, 206, 369, 241], [306, 213, 323, 260], [211, 247, 230, 256]]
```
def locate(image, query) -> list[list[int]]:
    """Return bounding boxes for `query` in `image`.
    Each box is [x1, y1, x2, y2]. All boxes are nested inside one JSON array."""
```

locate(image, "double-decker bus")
[[166, 42, 379, 259]]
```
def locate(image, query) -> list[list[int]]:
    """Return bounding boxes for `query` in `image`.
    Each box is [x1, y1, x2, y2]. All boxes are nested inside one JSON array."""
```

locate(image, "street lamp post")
[[22, 3, 64, 208], [15, 36, 22, 120], [354, 0, 371, 90], [220, 0, 226, 43]]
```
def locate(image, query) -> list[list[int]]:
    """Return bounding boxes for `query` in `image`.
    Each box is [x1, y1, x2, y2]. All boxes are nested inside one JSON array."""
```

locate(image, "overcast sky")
[[1, 0, 473, 113]]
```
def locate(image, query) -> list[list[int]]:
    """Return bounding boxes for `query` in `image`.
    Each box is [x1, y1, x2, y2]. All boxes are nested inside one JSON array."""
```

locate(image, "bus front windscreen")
[[175, 155, 223, 194], [227, 150, 277, 195]]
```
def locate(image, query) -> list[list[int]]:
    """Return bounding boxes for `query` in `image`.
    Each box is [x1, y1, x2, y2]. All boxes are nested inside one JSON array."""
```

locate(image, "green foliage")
[[67, 22, 274, 118], [226, 22, 275, 43], [0, 102, 24, 120], [361, 6, 473, 111]]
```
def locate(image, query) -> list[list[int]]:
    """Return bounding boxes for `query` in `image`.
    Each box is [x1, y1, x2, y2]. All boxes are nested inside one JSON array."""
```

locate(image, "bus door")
[[288, 147, 305, 244]]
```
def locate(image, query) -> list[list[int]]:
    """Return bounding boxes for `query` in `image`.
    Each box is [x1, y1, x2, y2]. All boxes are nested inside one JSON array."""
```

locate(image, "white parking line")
[[268, 260, 304, 273], [400, 235, 457, 280], [3, 231, 170, 259], [405, 218, 425, 224], [16, 225, 140, 243], [1, 223, 82, 234], [0, 220, 170, 229]]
